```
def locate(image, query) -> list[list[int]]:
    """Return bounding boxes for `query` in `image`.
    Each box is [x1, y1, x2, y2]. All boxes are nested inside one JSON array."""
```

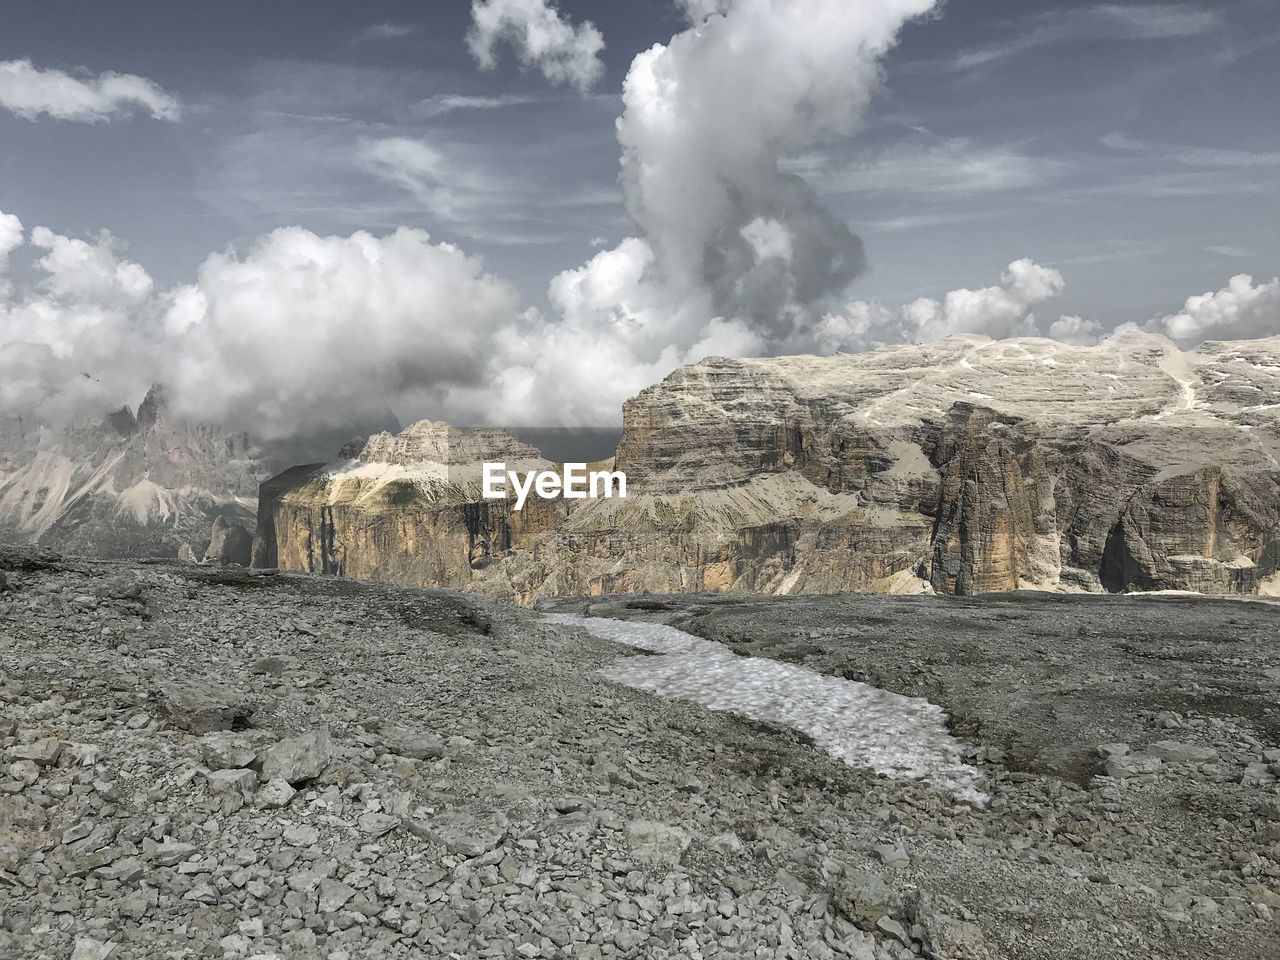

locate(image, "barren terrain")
[[2, 550, 1278, 959]]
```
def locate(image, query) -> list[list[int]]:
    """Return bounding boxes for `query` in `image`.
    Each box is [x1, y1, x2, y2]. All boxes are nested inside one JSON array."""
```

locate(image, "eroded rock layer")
[[256, 333, 1280, 602]]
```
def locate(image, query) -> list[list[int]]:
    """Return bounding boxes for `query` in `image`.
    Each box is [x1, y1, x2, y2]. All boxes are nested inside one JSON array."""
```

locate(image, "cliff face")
[[251, 421, 569, 601], [0, 386, 263, 560], [255, 333, 1280, 602]]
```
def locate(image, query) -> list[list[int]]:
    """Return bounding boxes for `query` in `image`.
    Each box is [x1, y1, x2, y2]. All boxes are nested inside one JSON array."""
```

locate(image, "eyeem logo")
[[483, 463, 627, 511]]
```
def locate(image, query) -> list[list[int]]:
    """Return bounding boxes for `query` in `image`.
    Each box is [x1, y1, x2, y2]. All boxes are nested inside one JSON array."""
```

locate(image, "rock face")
[[0, 386, 263, 560], [203, 515, 254, 566], [251, 421, 568, 600], [256, 333, 1280, 601]]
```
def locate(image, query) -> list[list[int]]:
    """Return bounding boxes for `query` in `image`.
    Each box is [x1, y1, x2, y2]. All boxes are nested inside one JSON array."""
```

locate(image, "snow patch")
[[546, 614, 987, 804]]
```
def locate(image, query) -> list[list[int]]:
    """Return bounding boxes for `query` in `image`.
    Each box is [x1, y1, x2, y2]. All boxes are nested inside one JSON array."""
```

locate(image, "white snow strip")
[[545, 614, 987, 804]]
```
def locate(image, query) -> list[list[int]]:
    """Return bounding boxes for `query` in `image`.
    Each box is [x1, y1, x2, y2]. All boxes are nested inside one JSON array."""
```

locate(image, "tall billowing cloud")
[[0, 58, 181, 122], [609, 0, 936, 339], [467, 0, 605, 92], [1147, 274, 1280, 342], [473, 0, 941, 423], [817, 259, 1068, 351]]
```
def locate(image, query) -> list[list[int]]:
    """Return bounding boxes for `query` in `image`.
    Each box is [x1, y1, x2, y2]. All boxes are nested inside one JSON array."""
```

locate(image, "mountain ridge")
[[254, 332, 1280, 602]]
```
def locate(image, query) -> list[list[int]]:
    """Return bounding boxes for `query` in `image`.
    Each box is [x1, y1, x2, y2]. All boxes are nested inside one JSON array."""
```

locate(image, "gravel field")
[[2, 550, 1279, 959]]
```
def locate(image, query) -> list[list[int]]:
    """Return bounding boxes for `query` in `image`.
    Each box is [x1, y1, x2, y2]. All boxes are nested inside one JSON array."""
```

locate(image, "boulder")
[[260, 729, 332, 784]]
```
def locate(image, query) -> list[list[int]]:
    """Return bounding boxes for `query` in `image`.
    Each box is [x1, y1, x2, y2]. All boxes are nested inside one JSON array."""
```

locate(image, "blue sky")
[[1, 0, 1275, 321], [1, 1, 1278, 430]]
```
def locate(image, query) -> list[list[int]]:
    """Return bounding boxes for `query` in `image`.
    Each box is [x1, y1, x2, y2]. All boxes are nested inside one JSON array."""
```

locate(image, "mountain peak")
[[136, 384, 167, 433]]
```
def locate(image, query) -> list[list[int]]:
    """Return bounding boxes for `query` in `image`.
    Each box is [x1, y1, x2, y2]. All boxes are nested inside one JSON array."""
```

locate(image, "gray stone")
[[833, 869, 902, 929], [1146, 741, 1218, 764], [358, 812, 400, 837], [1105, 754, 1162, 778], [319, 878, 357, 912], [255, 777, 296, 810], [411, 809, 508, 858], [385, 728, 444, 761], [10, 738, 63, 767], [155, 682, 253, 734], [199, 732, 259, 770], [261, 729, 332, 785], [205, 768, 257, 795], [624, 820, 691, 870]]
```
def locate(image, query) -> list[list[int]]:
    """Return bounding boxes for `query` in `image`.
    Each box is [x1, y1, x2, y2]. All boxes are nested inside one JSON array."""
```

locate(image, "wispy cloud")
[[355, 22, 420, 43], [0, 58, 181, 122], [1205, 244, 1250, 258], [788, 139, 1065, 197], [415, 92, 542, 119], [1102, 130, 1280, 168], [357, 136, 500, 222], [906, 3, 1222, 73]]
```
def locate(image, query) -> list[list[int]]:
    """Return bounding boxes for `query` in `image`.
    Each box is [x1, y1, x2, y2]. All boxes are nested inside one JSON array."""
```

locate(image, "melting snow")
[[546, 614, 987, 804]]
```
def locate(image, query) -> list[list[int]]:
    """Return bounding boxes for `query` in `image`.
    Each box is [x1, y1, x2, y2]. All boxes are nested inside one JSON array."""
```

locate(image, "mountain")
[[0, 386, 264, 561], [254, 332, 1280, 602], [251, 420, 567, 599]]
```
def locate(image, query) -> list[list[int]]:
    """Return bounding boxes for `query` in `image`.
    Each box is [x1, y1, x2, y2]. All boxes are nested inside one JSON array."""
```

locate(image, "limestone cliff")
[[251, 421, 569, 600], [255, 333, 1280, 602]]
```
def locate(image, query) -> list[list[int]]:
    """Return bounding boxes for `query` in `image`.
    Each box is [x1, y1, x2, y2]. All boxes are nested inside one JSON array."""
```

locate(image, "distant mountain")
[[255, 332, 1280, 602], [0, 386, 264, 561]]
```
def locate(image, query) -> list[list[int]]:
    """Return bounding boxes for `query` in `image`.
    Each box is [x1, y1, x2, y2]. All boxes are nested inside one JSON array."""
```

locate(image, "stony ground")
[[2, 551, 1278, 960]]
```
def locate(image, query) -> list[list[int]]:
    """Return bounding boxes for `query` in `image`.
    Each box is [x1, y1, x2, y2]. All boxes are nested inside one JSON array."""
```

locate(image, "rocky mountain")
[[251, 420, 567, 598], [255, 332, 1280, 602], [0, 387, 264, 562]]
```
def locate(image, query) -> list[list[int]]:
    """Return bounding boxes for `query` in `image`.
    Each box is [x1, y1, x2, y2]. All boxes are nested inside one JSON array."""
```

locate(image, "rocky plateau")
[[256, 332, 1280, 604]]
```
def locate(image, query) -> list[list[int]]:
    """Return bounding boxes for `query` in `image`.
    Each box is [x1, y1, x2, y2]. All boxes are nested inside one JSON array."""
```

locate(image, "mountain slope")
[[0, 387, 264, 560]]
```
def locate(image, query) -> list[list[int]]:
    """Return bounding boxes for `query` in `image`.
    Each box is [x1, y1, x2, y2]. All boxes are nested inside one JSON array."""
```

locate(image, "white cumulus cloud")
[[1148, 274, 1280, 343], [0, 58, 181, 122], [0, 210, 524, 435], [1048, 314, 1103, 345], [0, 216, 160, 421], [467, 0, 605, 92], [818, 259, 1067, 351], [162, 227, 524, 439]]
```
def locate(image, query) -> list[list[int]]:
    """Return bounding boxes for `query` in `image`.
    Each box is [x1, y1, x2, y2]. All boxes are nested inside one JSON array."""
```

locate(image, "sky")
[[1, 0, 1278, 433]]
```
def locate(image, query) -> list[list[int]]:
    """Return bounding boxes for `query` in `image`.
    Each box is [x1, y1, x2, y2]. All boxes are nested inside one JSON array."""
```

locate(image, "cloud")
[[356, 22, 420, 42], [911, 3, 1221, 73], [162, 227, 524, 438], [0, 210, 524, 435], [415, 92, 540, 119], [787, 139, 1063, 197], [0, 211, 22, 272], [1148, 274, 1280, 343], [818, 259, 1068, 350], [467, 0, 605, 92], [1102, 131, 1280, 169], [356, 137, 484, 222], [0, 214, 160, 421], [1048, 315, 1104, 345], [1205, 245, 1250, 259], [0, 58, 181, 122], [442, 0, 942, 424]]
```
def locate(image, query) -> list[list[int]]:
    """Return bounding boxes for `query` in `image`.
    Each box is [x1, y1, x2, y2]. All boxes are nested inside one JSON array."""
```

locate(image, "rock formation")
[[255, 332, 1280, 602], [0, 386, 262, 559], [251, 421, 567, 600]]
